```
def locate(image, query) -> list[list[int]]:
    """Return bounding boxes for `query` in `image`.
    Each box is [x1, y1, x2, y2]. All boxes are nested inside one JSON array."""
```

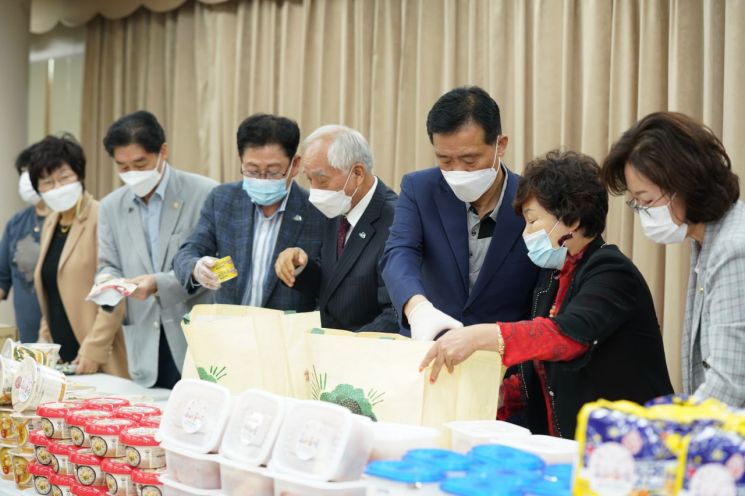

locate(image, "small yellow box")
[[211, 256, 238, 283]]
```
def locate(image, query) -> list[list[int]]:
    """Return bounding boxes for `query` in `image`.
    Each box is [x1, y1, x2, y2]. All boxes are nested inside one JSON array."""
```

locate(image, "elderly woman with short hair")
[[421, 150, 673, 438]]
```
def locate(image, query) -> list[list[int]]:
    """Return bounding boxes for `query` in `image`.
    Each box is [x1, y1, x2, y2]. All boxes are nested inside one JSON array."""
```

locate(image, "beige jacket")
[[34, 192, 128, 377]]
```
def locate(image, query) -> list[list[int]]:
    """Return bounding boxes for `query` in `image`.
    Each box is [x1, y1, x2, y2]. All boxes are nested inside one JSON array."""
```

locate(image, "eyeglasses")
[[37, 172, 78, 191], [625, 192, 671, 216], [240, 162, 293, 180]]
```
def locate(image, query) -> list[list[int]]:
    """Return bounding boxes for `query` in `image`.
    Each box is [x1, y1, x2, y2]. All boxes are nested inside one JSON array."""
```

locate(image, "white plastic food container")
[[12, 358, 67, 412], [269, 400, 373, 482], [272, 471, 368, 496], [0, 357, 19, 405], [445, 420, 531, 453], [163, 442, 221, 490], [219, 389, 285, 466], [160, 475, 224, 496], [492, 434, 578, 465], [218, 455, 273, 496], [158, 380, 232, 454], [370, 422, 440, 461]]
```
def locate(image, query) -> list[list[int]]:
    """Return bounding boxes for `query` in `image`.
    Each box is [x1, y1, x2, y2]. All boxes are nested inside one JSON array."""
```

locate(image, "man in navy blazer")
[[275, 125, 398, 332], [381, 86, 538, 340], [173, 114, 325, 311]]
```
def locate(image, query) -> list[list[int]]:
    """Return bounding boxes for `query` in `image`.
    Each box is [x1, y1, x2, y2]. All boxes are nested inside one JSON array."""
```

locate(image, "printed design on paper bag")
[[310, 367, 384, 421], [197, 365, 227, 383]]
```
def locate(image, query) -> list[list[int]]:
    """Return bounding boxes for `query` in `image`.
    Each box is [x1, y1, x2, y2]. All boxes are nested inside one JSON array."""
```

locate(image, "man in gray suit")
[[97, 111, 217, 388]]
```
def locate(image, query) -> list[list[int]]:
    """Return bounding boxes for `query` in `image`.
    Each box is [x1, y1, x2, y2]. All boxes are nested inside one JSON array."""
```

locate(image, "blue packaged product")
[[469, 444, 545, 472], [521, 478, 572, 496], [404, 449, 472, 473], [365, 460, 445, 484], [678, 424, 745, 495], [441, 475, 523, 496]]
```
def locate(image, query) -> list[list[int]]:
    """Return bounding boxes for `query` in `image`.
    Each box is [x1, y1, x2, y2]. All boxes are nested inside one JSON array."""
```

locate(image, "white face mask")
[[119, 156, 164, 197], [41, 181, 83, 213], [639, 200, 688, 244], [18, 171, 41, 205], [441, 144, 499, 203], [309, 170, 359, 219]]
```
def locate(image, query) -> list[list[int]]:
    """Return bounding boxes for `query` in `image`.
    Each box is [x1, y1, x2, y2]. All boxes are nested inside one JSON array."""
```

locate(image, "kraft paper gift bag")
[[182, 305, 320, 395], [306, 329, 502, 427], [306, 330, 429, 424]]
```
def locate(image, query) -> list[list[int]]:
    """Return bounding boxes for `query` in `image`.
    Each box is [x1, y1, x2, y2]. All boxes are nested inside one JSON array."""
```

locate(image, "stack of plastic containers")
[[158, 379, 232, 495], [217, 389, 287, 496], [269, 399, 374, 495]]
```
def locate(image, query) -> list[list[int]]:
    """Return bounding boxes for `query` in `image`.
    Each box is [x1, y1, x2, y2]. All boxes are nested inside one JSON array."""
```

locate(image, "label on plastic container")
[[181, 399, 207, 434], [34, 473, 51, 494], [141, 485, 162, 496], [15, 374, 34, 404], [240, 411, 267, 446], [294, 420, 323, 461]]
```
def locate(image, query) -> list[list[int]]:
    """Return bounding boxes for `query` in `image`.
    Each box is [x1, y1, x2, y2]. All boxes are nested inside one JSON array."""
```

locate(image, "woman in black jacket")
[[421, 150, 673, 438]]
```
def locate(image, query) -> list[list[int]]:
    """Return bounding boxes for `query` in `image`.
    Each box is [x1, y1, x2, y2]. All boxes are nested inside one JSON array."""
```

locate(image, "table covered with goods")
[[4, 303, 745, 496]]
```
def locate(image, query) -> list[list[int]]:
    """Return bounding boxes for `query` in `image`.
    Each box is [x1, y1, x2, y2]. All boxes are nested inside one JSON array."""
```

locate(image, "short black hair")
[[28, 134, 86, 192], [426, 86, 502, 145], [103, 110, 166, 157], [236, 113, 300, 160], [514, 150, 608, 238], [602, 111, 738, 224], [14, 143, 38, 175]]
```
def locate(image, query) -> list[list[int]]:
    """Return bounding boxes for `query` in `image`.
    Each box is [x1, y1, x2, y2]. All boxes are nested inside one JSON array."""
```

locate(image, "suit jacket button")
[[698, 287, 704, 293], [153, 321, 159, 328]]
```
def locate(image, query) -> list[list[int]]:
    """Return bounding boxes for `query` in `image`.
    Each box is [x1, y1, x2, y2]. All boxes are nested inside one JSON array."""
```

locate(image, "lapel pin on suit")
[[293, 215, 302, 222], [359, 232, 366, 239]]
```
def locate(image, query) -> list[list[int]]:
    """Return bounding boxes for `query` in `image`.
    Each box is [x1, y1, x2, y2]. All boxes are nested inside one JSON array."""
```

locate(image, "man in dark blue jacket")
[[381, 86, 538, 339], [173, 113, 325, 311]]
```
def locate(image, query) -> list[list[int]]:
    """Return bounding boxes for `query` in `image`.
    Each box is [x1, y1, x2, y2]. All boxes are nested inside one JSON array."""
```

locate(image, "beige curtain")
[[80, 0, 745, 392]]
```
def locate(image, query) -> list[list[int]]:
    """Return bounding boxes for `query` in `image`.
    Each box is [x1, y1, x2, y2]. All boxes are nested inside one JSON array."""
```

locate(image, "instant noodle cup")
[[0, 406, 17, 440], [50, 472, 76, 496], [120, 427, 164, 469], [71, 484, 108, 496], [131, 468, 164, 496], [31, 429, 53, 465], [12, 342, 61, 368], [48, 439, 80, 475], [38, 401, 84, 439], [101, 457, 136, 496], [0, 357, 19, 405], [29, 460, 53, 495], [66, 410, 110, 448], [0, 443, 15, 480], [12, 449, 34, 489], [86, 418, 136, 458], [139, 416, 160, 429], [70, 449, 105, 487], [83, 398, 130, 412], [114, 405, 161, 424], [12, 358, 67, 412], [12, 410, 43, 447]]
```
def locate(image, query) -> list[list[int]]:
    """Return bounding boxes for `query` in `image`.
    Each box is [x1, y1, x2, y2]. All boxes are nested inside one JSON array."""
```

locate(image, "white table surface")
[[0, 374, 171, 494]]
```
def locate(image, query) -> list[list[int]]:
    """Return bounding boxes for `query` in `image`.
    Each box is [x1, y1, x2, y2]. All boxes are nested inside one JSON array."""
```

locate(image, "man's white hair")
[[303, 124, 373, 173]]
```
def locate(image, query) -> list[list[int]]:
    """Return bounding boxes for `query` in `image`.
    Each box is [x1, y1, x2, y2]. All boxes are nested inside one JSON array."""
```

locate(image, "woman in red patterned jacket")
[[420, 149, 673, 438]]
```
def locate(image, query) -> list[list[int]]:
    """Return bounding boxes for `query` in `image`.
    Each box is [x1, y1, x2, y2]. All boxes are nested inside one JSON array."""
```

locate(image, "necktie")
[[336, 216, 351, 259]]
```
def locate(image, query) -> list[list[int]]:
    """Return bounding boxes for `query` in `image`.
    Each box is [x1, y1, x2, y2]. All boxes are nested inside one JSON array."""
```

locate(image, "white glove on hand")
[[192, 256, 221, 290], [408, 301, 463, 341]]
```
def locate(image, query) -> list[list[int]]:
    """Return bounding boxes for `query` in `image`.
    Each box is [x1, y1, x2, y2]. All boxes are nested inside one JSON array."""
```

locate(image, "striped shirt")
[[242, 191, 291, 306]]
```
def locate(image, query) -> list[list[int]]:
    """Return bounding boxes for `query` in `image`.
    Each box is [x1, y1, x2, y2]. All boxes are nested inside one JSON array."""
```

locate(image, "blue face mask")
[[242, 167, 291, 206], [523, 221, 568, 270]]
